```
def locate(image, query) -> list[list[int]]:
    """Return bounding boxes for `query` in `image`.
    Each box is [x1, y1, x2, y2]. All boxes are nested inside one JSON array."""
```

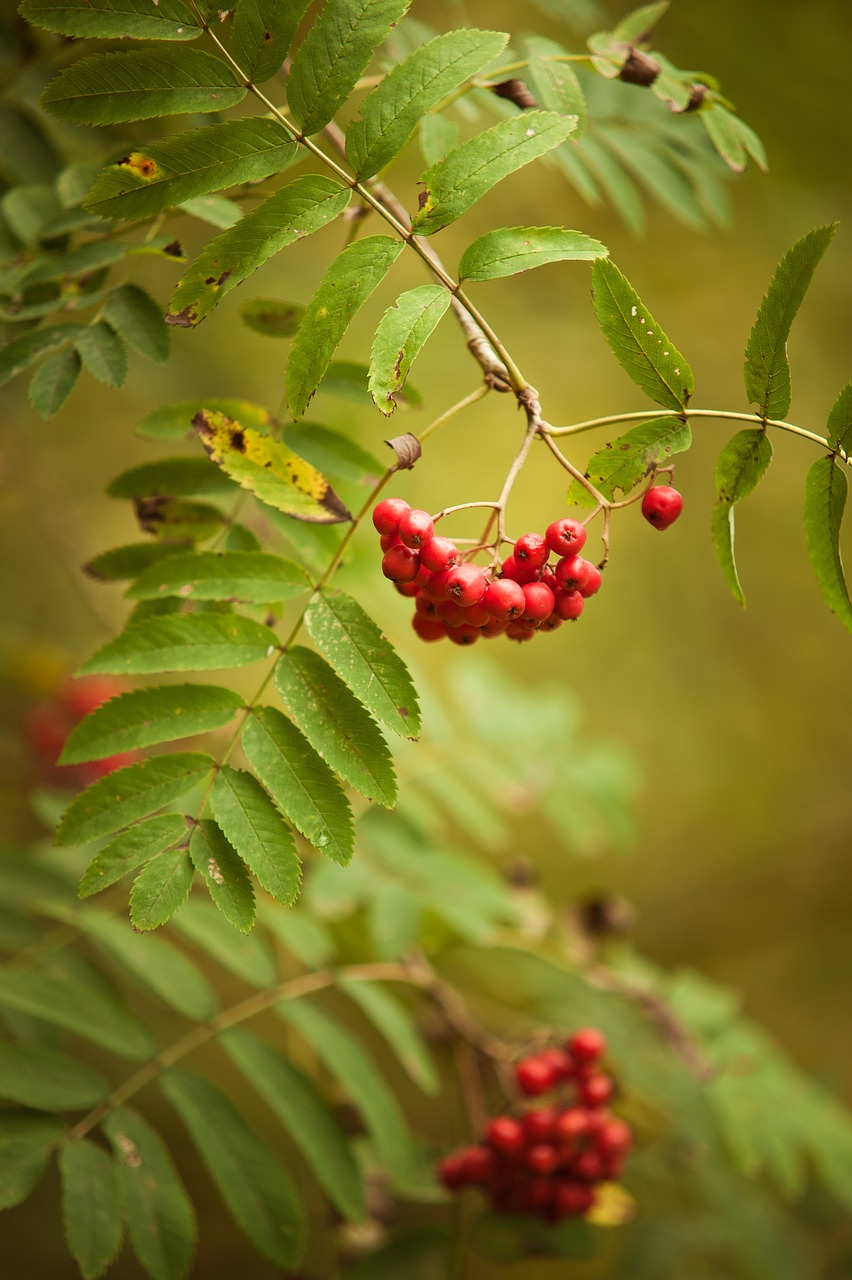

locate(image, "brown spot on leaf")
[[166, 307, 196, 328], [230, 428, 246, 452], [263, 29, 272, 42], [163, 240, 184, 257], [417, 190, 429, 210]]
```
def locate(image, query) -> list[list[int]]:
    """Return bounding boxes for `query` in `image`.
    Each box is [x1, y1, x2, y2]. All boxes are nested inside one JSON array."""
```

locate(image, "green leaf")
[[222, 1028, 367, 1222], [85, 542, 186, 583], [243, 707, 354, 865], [28, 347, 81, 418], [346, 28, 508, 179], [591, 257, 693, 411], [525, 35, 587, 137], [233, 0, 312, 82], [179, 193, 243, 228], [126, 551, 310, 604], [568, 415, 691, 503], [744, 225, 837, 420], [172, 894, 273, 983], [103, 285, 170, 364], [827, 382, 852, 454], [0, 1042, 108, 1110], [161, 1069, 304, 1267], [211, 766, 301, 906], [108, 457, 235, 499], [56, 753, 213, 846], [304, 590, 420, 738], [40, 49, 244, 125], [84, 119, 297, 221], [59, 1140, 124, 1280], [2, 182, 61, 244], [279, 999, 415, 1189], [167, 176, 350, 328], [258, 901, 335, 966], [104, 1107, 196, 1280], [287, 0, 411, 136], [20, 0, 201, 40], [0, 103, 61, 185], [0, 324, 82, 388], [129, 847, 194, 930], [188, 820, 256, 934], [345, 1229, 453, 1279], [82, 912, 216, 1017], [194, 408, 351, 522], [77, 615, 280, 676], [459, 226, 606, 283], [418, 113, 459, 167], [804, 455, 852, 632], [368, 284, 451, 416], [286, 235, 404, 420], [412, 112, 577, 236], [282, 423, 383, 490], [78, 814, 188, 897], [275, 647, 396, 806], [18, 240, 128, 289], [240, 298, 304, 338], [137, 397, 274, 441], [338, 978, 439, 1094], [710, 429, 773, 606], [0, 1113, 63, 1210], [74, 322, 127, 389], [63, 686, 242, 765]]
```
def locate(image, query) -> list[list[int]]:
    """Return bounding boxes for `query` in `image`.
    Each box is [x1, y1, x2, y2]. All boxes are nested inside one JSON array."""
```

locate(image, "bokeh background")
[[1, 0, 851, 1273]]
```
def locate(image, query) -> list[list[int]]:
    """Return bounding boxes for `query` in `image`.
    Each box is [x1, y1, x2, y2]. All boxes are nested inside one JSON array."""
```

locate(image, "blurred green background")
[[1, 0, 851, 1272]]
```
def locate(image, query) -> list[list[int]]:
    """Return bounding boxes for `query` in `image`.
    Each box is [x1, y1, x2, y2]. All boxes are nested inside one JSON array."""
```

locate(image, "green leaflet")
[[240, 298, 304, 338], [568, 415, 692, 504], [136, 397, 275, 441], [0, 1113, 64, 1210], [826, 382, 852, 454], [744, 225, 837, 420], [59, 1141, 124, 1280], [20, 0, 201, 40], [104, 1108, 196, 1280], [411, 111, 577, 236], [369, 284, 450, 415], [211, 766, 301, 906], [73, 323, 127, 389], [591, 258, 694, 412], [233, 0, 312, 83], [258, 901, 336, 966], [286, 235, 404, 420], [274, 647, 396, 807], [612, 0, 670, 42], [338, 977, 439, 1094], [243, 707, 355, 865], [804, 456, 852, 633], [702, 103, 768, 174], [55, 753, 213, 846], [459, 226, 606, 282], [126, 551, 311, 604], [84, 119, 297, 221], [82, 912, 216, 1017], [525, 35, 587, 137], [103, 285, 170, 363], [419, 113, 458, 167], [40, 49, 244, 125], [167, 176, 351, 328], [0, 324, 83, 388], [174, 894, 273, 984], [346, 28, 508, 179], [0, 102, 60, 184], [63, 686, 243, 764], [279, 999, 415, 1189], [180, 193, 243, 228], [222, 1028, 367, 1223], [188, 820, 256, 934], [304, 590, 420, 738], [78, 814, 189, 897], [161, 1070, 304, 1267], [107, 457, 236, 498], [0, 1042, 108, 1111], [78, 615, 280, 676], [282, 423, 383, 490], [28, 348, 81, 418], [287, 0, 411, 136], [710, 429, 773, 606], [129, 847, 195, 930]]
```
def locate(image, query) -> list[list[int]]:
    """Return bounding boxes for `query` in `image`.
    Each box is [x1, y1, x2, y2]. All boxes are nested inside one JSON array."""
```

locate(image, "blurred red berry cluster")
[[439, 1028, 632, 1222], [24, 675, 138, 787]]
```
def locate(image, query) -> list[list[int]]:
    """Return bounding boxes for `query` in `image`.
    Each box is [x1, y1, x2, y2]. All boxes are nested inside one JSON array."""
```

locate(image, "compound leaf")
[[55, 753, 213, 846], [78, 615, 280, 676], [369, 284, 450, 415], [211, 766, 301, 906]]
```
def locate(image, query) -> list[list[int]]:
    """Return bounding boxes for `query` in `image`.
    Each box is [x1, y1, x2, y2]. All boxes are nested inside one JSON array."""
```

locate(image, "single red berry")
[[460, 1144, 498, 1184], [554, 555, 592, 593], [465, 603, 493, 628], [521, 581, 556, 625], [398, 507, 434, 548], [25, 703, 70, 759], [394, 580, 420, 597], [481, 616, 509, 638], [485, 1116, 526, 1155], [573, 1148, 606, 1182], [419, 535, 458, 572], [516, 1055, 558, 1097], [438, 1152, 467, 1190], [552, 1179, 594, 1216], [538, 1048, 573, 1083], [514, 532, 549, 569], [545, 518, 587, 557], [381, 544, 420, 583], [554, 589, 585, 621], [596, 1118, 633, 1158], [422, 568, 451, 601], [527, 1176, 555, 1214], [483, 577, 526, 620], [445, 563, 488, 606], [501, 554, 539, 585], [379, 532, 400, 552], [538, 615, 563, 633], [522, 1107, 560, 1144], [437, 599, 469, 626], [525, 1143, 560, 1174], [414, 563, 433, 587], [641, 484, 683, 530], [568, 1027, 607, 1063], [579, 564, 603, 598], [554, 1107, 593, 1145], [505, 622, 536, 642], [415, 593, 439, 616], [579, 1073, 614, 1109], [412, 614, 447, 642], [447, 624, 480, 646], [372, 497, 410, 536]]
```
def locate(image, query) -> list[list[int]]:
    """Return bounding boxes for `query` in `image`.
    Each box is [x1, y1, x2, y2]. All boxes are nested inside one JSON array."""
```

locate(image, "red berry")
[[554, 589, 584, 621], [483, 577, 525, 620], [460, 1144, 498, 1184], [641, 484, 683, 530], [521, 581, 555, 624], [485, 1116, 525, 1155], [481, 616, 509, 638], [379, 532, 400, 552], [579, 564, 602, 598], [552, 1179, 594, 1216], [381, 544, 419, 583], [438, 1152, 467, 1190], [419, 535, 458, 572], [398, 507, 434, 548], [527, 1177, 555, 1213], [62, 676, 124, 719], [445, 563, 488, 606], [516, 1055, 558, 1097], [579, 1073, 613, 1109], [554, 1108, 592, 1145], [525, 1143, 560, 1174], [554, 555, 592, 593], [505, 622, 536, 642], [415, 594, 439, 616], [597, 1118, 633, 1158], [573, 1148, 606, 1182], [423, 568, 451, 601], [514, 532, 549, 569], [538, 1048, 573, 1083], [501, 554, 539, 585], [568, 1027, 607, 1063], [412, 614, 447, 642], [522, 1107, 560, 1144], [538, 615, 563, 633], [394, 581, 420, 597], [545, 518, 587, 557], [436, 599, 469, 626], [447, 624, 480, 646], [372, 497, 410, 536]]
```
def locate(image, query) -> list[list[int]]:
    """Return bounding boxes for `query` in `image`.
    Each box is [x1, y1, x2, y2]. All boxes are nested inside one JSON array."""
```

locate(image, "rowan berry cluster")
[[372, 498, 603, 645], [438, 1028, 632, 1222]]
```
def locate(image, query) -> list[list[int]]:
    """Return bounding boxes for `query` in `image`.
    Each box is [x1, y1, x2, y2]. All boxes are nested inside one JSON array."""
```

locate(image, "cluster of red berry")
[[25, 675, 137, 786], [438, 1028, 631, 1222], [372, 499, 604, 645]]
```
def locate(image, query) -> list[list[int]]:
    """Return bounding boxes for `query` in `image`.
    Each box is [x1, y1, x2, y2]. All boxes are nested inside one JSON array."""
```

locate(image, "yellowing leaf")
[[193, 409, 351, 524], [585, 1181, 636, 1227]]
